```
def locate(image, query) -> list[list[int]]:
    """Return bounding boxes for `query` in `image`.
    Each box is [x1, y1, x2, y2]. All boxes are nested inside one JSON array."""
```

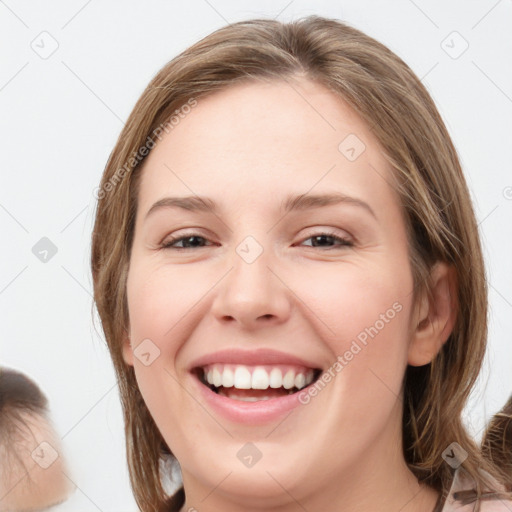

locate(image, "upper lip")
[[188, 348, 322, 371]]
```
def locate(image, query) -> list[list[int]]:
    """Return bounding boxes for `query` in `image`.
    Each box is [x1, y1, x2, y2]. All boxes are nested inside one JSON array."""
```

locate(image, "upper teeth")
[[203, 364, 315, 391]]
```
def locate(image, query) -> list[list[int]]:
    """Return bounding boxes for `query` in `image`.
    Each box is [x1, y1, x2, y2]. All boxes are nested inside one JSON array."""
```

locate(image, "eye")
[[299, 231, 354, 249], [160, 230, 354, 250], [161, 233, 212, 250]]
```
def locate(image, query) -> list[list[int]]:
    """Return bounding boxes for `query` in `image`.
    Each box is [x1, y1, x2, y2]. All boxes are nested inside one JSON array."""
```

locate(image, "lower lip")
[[192, 375, 309, 425]]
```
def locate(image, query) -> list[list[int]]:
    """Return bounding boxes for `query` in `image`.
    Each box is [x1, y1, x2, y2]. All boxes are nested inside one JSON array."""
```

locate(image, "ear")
[[122, 329, 134, 366], [408, 261, 458, 367]]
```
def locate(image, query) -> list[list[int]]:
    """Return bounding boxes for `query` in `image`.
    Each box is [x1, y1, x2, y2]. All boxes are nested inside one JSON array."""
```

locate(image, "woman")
[[91, 16, 512, 512]]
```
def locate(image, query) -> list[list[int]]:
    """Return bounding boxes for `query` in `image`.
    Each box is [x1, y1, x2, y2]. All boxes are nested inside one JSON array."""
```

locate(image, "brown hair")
[[0, 367, 74, 510], [0, 367, 50, 476], [90, 15, 512, 511], [0, 367, 49, 492], [482, 395, 512, 481]]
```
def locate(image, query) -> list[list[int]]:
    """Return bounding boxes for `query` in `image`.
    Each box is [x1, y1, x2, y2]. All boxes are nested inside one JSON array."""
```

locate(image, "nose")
[[210, 241, 292, 330]]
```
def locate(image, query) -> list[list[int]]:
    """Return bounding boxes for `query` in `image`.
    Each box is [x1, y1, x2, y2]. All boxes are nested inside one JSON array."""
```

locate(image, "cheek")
[[126, 261, 200, 345], [290, 264, 414, 456], [292, 259, 413, 385], [125, 261, 208, 433]]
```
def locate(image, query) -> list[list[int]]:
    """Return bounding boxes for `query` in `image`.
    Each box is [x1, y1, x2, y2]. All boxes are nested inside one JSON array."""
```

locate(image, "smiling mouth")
[[193, 364, 322, 402]]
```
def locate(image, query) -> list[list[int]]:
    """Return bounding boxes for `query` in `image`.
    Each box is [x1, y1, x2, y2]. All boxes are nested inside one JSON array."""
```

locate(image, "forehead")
[[136, 78, 401, 219]]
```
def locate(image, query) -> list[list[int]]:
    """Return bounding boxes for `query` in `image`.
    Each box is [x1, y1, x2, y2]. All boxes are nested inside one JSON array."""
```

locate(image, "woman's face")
[[124, 78, 420, 506]]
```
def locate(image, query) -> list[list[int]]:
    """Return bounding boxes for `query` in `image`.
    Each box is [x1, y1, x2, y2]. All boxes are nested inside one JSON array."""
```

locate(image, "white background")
[[1, 1, 511, 510]]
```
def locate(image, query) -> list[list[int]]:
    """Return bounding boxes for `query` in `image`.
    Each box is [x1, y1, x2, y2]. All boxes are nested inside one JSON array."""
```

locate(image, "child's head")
[[91, 15, 511, 512], [0, 367, 74, 511]]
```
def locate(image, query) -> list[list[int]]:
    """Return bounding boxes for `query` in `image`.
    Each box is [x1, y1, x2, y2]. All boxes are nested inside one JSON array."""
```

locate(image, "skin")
[[0, 412, 74, 512], [122, 77, 458, 512]]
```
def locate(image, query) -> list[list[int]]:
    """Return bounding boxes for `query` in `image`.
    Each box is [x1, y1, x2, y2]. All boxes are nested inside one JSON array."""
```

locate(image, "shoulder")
[[442, 497, 512, 512], [442, 468, 512, 512], [479, 500, 512, 511]]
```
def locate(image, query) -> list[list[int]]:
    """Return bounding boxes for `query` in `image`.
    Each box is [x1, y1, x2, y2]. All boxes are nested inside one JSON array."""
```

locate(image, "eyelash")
[[160, 230, 354, 250]]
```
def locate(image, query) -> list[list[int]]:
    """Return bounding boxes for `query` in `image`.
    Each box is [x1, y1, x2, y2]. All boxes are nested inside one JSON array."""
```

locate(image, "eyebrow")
[[145, 192, 376, 220]]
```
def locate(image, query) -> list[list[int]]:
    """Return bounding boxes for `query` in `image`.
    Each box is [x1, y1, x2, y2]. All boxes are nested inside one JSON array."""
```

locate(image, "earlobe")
[[407, 261, 458, 367], [122, 329, 134, 366]]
